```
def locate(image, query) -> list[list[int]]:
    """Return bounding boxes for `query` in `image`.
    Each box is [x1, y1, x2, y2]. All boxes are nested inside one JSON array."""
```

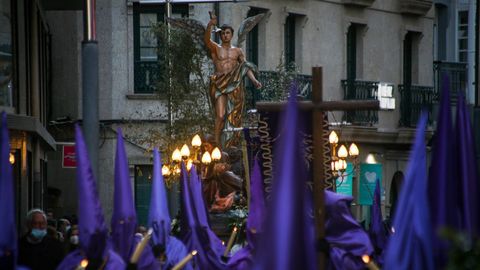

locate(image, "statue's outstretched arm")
[[204, 12, 218, 53]]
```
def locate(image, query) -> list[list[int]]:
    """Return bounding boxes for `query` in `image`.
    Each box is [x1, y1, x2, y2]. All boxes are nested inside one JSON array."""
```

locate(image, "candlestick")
[[362, 255, 380, 270], [130, 228, 153, 264], [75, 259, 89, 270], [223, 227, 238, 257], [171, 250, 197, 270]]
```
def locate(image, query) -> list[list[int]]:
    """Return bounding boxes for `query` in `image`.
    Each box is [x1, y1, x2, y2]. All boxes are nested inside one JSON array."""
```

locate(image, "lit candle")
[[171, 250, 197, 270], [223, 227, 238, 257], [130, 229, 153, 264], [362, 255, 380, 270], [211, 147, 222, 161], [75, 259, 88, 270]]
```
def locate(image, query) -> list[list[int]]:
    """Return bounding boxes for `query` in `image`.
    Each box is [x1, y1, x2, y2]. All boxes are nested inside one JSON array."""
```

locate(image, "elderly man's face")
[[31, 213, 47, 230]]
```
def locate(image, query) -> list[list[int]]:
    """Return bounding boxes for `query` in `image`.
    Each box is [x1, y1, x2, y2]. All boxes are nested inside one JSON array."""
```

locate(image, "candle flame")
[[191, 250, 198, 256], [191, 134, 202, 147], [80, 259, 89, 267], [362, 255, 371, 264], [233, 227, 237, 232]]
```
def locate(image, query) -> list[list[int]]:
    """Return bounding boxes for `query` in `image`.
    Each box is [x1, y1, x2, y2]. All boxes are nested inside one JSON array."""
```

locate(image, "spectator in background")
[[64, 224, 79, 254], [57, 218, 71, 242], [18, 209, 65, 270], [389, 171, 404, 221]]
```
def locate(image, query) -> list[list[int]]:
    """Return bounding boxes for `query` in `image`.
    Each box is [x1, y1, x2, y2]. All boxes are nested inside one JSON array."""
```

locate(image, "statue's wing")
[[236, 12, 268, 48], [167, 18, 207, 53]]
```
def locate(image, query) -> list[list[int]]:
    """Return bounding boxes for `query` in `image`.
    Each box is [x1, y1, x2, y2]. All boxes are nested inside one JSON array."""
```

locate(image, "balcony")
[[433, 61, 467, 103], [341, 80, 379, 126], [134, 61, 163, 94], [399, 0, 432, 16], [399, 84, 436, 128], [246, 70, 312, 108]]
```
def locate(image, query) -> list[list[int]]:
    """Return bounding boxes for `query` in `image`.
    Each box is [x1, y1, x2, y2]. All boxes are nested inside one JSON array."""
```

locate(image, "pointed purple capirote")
[[455, 94, 480, 237], [369, 178, 387, 264], [189, 166, 225, 257], [384, 112, 434, 270], [148, 148, 189, 269], [180, 163, 225, 270], [324, 191, 374, 269], [74, 124, 108, 260], [253, 82, 316, 270], [246, 158, 266, 237], [148, 148, 171, 248], [227, 158, 266, 270], [111, 128, 137, 262], [0, 112, 17, 269], [427, 74, 456, 268], [188, 166, 210, 228]]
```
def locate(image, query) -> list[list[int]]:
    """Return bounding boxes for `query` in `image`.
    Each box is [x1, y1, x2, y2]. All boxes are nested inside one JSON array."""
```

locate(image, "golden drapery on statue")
[[209, 61, 257, 148]]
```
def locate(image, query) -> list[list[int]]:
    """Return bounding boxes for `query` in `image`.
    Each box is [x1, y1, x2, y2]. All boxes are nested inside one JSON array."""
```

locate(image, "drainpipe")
[[82, 0, 99, 179]]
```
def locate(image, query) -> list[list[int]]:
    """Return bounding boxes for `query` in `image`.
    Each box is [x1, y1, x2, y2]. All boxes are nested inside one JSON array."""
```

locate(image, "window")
[[133, 4, 188, 94], [0, 0, 13, 107], [246, 8, 262, 65], [284, 14, 296, 67], [346, 24, 357, 84], [458, 10, 468, 63], [403, 31, 420, 85]]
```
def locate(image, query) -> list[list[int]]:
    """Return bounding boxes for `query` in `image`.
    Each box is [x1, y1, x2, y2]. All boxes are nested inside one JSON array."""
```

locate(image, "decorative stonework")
[[342, 0, 375, 7], [400, 0, 433, 16]]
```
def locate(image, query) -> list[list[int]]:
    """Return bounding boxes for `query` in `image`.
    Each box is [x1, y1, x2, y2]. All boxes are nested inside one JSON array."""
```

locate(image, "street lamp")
[[162, 134, 222, 183], [329, 130, 360, 179]]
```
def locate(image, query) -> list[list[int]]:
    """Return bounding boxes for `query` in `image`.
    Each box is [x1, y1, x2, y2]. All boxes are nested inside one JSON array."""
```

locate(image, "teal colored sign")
[[335, 162, 353, 196], [359, 163, 382, 205]]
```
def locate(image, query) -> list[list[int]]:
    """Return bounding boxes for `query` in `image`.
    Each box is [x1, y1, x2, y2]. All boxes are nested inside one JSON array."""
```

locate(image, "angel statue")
[[169, 11, 266, 148]]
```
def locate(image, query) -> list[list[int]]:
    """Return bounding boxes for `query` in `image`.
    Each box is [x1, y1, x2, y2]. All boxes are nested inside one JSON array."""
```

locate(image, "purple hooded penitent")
[[148, 148, 171, 248], [111, 128, 137, 261], [57, 124, 125, 269], [189, 166, 225, 257], [427, 74, 456, 268], [369, 178, 388, 264], [253, 82, 316, 270], [180, 163, 225, 270], [111, 129, 159, 270], [227, 158, 266, 270], [0, 112, 17, 269], [148, 148, 189, 270], [74, 124, 108, 259], [324, 190, 374, 270], [384, 112, 434, 270], [455, 94, 480, 237]]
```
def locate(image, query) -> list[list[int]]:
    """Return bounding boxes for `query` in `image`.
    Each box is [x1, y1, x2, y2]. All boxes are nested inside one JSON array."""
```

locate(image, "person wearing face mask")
[[18, 209, 65, 270], [64, 224, 80, 253]]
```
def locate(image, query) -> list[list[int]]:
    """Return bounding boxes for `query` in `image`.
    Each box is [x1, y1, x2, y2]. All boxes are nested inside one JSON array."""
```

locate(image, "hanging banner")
[[255, 109, 313, 200], [359, 163, 382, 205], [335, 162, 353, 196]]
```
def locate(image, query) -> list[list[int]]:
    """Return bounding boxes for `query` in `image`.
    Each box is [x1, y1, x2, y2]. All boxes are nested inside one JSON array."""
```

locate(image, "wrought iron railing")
[[433, 61, 467, 102], [399, 84, 436, 127], [134, 61, 163, 94], [246, 71, 312, 109], [341, 80, 379, 125]]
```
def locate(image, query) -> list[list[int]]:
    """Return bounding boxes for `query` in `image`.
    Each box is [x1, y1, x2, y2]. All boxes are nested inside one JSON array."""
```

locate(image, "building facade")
[[29, 0, 443, 223], [1, 0, 57, 230]]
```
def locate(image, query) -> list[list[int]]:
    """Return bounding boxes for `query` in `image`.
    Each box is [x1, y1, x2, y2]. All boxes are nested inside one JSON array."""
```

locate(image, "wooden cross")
[[256, 66, 380, 269]]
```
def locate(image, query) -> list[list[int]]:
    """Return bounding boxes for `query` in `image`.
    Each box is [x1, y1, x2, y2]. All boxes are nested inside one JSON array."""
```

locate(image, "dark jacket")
[[18, 234, 65, 270]]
